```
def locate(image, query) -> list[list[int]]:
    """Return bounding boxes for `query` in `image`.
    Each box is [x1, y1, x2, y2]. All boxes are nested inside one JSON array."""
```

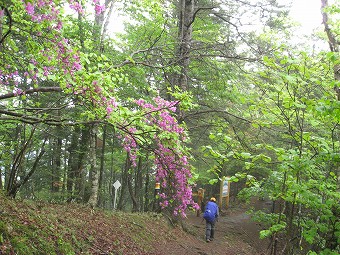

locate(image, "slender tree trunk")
[[6, 125, 35, 197], [144, 169, 150, 212], [8, 139, 46, 198], [117, 154, 130, 211], [109, 129, 116, 209], [51, 134, 62, 193], [127, 171, 138, 212], [97, 124, 107, 207], [0, 157, 2, 190], [127, 156, 143, 212], [135, 156, 144, 212], [4, 153, 11, 193], [88, 124, 99, 208], [67, 126, 80, 201], [76, 126, 91, 202]]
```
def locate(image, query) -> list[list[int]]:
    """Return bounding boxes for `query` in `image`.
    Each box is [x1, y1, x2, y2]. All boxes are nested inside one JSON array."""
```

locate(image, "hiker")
[[203, 197, 219, 242]]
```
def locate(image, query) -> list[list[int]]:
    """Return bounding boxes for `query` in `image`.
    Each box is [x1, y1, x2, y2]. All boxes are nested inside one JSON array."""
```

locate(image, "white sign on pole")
[[222, 178, 229, 197], [113, 180, 121, 189], [113, 180, 121, 210]]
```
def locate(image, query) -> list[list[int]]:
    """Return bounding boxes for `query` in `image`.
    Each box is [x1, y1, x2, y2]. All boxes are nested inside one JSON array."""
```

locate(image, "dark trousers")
[[205, 220, 215, 240]]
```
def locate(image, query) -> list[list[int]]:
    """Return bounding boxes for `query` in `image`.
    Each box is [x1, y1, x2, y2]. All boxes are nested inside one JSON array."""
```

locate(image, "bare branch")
[[185, 7, 215, 28], [0, 87, 62, 100]]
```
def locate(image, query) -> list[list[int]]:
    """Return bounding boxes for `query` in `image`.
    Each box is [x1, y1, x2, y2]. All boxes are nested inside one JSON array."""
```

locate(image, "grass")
[[0, 192, 178, 255]]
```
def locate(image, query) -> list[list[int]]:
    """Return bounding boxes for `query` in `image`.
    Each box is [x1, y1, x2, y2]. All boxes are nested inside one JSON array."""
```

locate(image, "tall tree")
[[321, 0, 340, 105]]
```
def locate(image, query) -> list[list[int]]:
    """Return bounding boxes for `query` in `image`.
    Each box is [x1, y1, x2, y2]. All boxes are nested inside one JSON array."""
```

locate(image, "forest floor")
[[0, 193, 270, 255]]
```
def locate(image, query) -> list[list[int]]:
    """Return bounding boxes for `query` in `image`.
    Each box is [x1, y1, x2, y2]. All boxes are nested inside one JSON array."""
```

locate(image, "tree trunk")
[[0, 156, 2, 190], [6, 125, 35, 198], [177, 0, 194, 92], [127, 170, 138, 212], [127, 156, 143, 212], [144, 168, 150, 212], [66, 126, 80, 201], [51, 134, 62, 193], [76, 126, 91, 202], [171, 0, 195, 122], [109, 129, 116, 209], [135, 156, 144, 212], [87, 124, 99, 208], [8, 139, 46, 198], [321, 0, 340, 98], [117, 153, 130, 211], [97, 124, 107, 207]]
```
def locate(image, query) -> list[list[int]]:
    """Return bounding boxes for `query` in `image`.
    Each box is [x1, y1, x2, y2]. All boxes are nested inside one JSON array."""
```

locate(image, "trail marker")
[[219, 177, 231, 209], [113, 180, 121, 210]]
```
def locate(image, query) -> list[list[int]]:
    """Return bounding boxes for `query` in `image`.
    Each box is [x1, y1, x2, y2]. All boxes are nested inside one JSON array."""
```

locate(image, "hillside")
[[0, 194, 268, 255]]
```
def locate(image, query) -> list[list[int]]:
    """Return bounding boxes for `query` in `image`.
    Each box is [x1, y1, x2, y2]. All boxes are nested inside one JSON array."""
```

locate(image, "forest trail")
[[154, 203, 270, 255]]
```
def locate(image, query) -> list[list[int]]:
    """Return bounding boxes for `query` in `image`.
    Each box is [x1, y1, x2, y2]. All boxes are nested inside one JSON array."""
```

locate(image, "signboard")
[[219, 176, 231, 209], [113, 180, 121, 190], [222, 179, 229, 197]]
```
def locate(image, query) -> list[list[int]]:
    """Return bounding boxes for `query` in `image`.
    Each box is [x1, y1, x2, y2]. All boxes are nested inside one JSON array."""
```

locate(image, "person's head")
[[210, 197, 216, 202]]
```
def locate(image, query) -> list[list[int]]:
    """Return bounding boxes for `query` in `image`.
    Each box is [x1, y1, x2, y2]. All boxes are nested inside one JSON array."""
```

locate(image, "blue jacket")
[[203, 201, 219, 222]]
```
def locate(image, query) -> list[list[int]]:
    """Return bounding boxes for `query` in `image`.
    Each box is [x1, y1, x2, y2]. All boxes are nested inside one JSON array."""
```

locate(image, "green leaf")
[[209, 178, 218, 185], [240, 152, 251, 159]]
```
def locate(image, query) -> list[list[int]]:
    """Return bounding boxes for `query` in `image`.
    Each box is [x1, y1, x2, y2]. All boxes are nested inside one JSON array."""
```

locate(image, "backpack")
[[203, 201, 217, 222]]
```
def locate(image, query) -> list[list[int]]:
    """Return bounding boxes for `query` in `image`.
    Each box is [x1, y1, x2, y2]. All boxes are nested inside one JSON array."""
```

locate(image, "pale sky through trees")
[[108, 1, 324, 37], [288, 0, 323, 34]]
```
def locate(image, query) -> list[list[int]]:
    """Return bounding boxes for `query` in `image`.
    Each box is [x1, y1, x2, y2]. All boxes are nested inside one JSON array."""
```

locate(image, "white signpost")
[[220, 176, 230, 209], [113, 180, 121, 210]]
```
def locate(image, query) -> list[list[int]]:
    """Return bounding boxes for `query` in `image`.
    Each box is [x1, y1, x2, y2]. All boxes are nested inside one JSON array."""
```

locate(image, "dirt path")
[[155, 206, 269, 255]]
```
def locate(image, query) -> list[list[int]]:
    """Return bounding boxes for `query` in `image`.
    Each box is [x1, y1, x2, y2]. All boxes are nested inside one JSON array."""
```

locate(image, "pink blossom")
[[69, 1, 84, 14], [106, 106, 113, 115], [72, 61, 82, 71], [55, 21, 63, 30], [25, 2, 35, 15], [43, 66, 49, 76], [108, 97, 118, 107], [37, 0, 46, 8], [13, 88, 23, 96], [94, 85, 102, 93], [95, 4, 105, 15]]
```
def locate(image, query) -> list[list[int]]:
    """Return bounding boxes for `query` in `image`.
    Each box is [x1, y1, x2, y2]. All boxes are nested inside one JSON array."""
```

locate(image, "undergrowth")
[[0, 192, 176, 255]]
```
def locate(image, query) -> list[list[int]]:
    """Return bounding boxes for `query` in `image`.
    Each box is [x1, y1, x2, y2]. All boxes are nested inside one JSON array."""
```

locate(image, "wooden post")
[[197, 188, 204, 216], [220, 177, 231, 209]]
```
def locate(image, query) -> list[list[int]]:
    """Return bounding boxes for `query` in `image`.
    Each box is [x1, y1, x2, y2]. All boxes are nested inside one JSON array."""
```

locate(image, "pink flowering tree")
[[0, 0, 198, 216], [118, 97, 199, 217]]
